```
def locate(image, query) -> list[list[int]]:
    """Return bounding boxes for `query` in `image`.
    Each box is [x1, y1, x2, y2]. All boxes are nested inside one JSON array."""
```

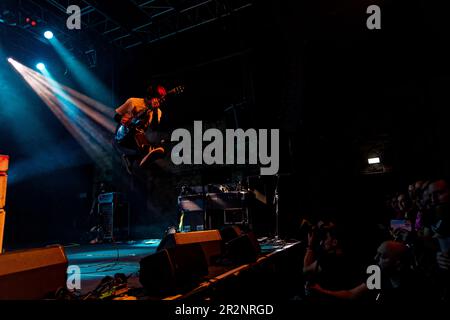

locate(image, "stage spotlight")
[[7, 57, 13, 63], [44, 31, 54, 40], [24, 17, 37, 27], [36, 63, 46, 71], [368, 157, 381, 165], [8, 58, 116, 179]]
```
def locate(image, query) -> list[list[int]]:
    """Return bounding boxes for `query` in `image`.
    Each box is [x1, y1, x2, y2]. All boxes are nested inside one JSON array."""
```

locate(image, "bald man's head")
[[375, 241, 410, 272]]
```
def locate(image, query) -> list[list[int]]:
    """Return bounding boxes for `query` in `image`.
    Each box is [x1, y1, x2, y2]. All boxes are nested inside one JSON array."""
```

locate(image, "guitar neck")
[[166, 86, 184, 96], [155, 86, 183, 104]]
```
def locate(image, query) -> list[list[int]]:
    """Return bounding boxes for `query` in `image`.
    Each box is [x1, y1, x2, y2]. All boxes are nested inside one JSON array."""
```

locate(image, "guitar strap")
[[148, 108, 162, 126]]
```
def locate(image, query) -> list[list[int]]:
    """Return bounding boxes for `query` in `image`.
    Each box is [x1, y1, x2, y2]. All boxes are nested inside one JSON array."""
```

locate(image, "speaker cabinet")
[[179, 211, 204, 232], [178, 194, 205, 232], [0, 155, 8, 254], [97, 192, 129, 241], [0, 174, 7, 209], [220, 226, 261, 264], [0, 245, 68, 300], [225, 234, 259, 264], [157, 230, 222, 266], [0, 209, 5, 253], [139, 243, 208, 296], [206, 192, 250, 230], [219, 225, 244, 243]]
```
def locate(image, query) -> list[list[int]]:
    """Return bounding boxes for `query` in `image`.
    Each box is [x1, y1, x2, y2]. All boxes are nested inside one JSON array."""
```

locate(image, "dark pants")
[[112, 134, 143, 165], [113, 130, 165, 159], [134, 131, 152, 153]]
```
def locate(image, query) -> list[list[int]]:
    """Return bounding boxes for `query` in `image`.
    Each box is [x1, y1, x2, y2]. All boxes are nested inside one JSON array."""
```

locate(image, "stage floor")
[[63, 238, 294, 297], [64, 239, 161, 295]]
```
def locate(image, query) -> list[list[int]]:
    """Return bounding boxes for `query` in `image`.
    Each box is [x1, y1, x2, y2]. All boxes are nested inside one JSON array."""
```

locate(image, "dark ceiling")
[[1, 0, 253, 52]]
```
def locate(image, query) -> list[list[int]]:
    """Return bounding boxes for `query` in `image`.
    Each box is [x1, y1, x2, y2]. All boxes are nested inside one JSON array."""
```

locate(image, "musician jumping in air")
[[113, 85, 167, 174]]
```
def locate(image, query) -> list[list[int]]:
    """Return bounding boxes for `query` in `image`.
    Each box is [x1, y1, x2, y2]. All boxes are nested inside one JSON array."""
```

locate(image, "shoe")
[[139, 146, 165, 167], [121, 154, 133, 175]]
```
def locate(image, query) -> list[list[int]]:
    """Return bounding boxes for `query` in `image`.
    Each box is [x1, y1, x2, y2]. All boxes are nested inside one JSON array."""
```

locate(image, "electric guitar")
[[115, 85, 184, 145]]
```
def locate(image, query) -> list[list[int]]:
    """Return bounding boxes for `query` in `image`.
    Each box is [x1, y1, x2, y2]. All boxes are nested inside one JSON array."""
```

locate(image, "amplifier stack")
[[0, 155, 9, 253], [97, 192, 130, 241], [178, 184, 253, 232]]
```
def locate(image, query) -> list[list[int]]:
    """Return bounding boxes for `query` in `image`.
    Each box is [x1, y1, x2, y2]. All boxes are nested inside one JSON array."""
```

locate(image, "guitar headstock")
[[169, 85, 185, 95]]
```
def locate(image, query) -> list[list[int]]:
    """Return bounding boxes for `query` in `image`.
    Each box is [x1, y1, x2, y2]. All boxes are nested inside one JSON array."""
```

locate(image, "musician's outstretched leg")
[[112, 138, 139, 175], [121, 154, 133, 175], [139, 145, 165, 167]]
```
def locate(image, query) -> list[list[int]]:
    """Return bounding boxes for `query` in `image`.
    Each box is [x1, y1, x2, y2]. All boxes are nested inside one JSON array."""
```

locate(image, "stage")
[[62, 238, 303, 300]]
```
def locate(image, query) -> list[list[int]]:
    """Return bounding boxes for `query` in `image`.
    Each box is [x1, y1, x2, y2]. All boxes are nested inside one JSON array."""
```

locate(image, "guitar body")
[[115, 112, 150, 147], [115, 123, 131, 145]]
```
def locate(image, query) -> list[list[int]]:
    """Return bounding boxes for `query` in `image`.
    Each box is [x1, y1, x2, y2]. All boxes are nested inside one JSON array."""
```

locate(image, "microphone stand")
[[272, 174, 284, 245]]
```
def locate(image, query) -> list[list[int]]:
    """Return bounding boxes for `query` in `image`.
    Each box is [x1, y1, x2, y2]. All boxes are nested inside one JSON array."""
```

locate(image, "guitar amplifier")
[[0, 155, 8, 210], [206, 192, 250, 229], [97, 192, 129, 241], [178, 194, 205, 212], [0, 209, 5, 253], [1, 155, 9, 253], [207, 191, 250, 209], [0, 174, 6, 210], [178, 194, 205, 232]]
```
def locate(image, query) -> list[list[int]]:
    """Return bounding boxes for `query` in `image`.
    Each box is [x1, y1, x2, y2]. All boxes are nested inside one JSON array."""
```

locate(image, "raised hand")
[[437, 252, 450, 270], [151, 98, 161, 108]]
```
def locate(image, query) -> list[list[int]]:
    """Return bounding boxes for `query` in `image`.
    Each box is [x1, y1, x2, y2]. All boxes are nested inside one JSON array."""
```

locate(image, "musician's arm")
[[114, 99, 132, 123]]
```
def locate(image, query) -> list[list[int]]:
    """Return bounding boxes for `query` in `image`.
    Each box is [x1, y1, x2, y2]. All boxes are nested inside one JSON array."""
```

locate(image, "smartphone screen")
[[390, 219, 412, 232]]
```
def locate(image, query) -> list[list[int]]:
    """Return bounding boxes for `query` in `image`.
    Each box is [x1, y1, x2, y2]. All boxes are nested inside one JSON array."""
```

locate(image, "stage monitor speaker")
[[139, 243, 208, 296], [225, 235, 259, 264], [220, 225, 244, 243], [0, 245, 68, 300], [220, 226, 261, 265], [157, 230, 222, 265]]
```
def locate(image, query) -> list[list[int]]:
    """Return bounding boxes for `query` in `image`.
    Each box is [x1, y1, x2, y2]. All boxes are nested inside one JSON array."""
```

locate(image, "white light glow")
[[44, 31, 54, 40], [36, 63, 46, 71]]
